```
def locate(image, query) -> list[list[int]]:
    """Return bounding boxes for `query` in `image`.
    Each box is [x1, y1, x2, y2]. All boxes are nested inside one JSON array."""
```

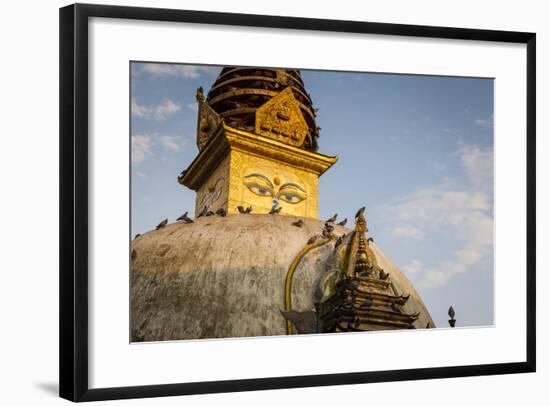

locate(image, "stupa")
[[131, 68, 434, 341]]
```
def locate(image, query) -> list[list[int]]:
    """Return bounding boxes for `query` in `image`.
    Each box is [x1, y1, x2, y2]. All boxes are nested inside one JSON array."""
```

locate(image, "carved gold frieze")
[[255, 87, 309, 147]]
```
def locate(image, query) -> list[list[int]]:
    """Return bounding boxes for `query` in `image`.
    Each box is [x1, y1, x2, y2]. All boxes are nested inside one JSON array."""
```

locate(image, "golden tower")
[[178, 68, 338, 219]]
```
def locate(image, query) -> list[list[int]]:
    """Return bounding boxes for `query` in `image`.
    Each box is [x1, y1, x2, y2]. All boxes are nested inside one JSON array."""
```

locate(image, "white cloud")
[[141, 63, 216, 79], [459, 144, 493, 189], [403, 259, 423, 277], [392, 226, 423, 239], [474, 118, 492, 128], [381, 144, 494, 290], [131, 98, 181, 121], [131, 133, 187, 163], [158, 135, 182, 151], [131, 134, 154, 163]]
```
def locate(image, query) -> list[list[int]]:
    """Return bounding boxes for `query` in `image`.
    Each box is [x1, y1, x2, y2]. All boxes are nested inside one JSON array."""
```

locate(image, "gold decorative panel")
[[226, 152, 317, 218], [255, 87, 309, 147], [180, 124, 337, 220]]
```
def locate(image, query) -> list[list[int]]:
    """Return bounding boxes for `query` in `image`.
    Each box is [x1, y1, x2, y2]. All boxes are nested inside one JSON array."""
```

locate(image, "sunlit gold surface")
[[180, 124, 337, 219], [255, 87, 309, 147]]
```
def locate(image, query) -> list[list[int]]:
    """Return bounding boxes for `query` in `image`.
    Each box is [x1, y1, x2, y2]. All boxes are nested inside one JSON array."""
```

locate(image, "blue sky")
[[131, 63, 494, 328]]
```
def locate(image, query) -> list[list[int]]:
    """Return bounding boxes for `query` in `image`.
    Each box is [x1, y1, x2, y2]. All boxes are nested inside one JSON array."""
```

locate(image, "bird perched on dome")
[[177, 211, 194, 224], [326, 214, 338, 223], [156, 219, 168, 230], [237, 206, 252, 214], [379, 269, 390, 280], [337, 218, 347, 226], [269, 203, 282, 215]]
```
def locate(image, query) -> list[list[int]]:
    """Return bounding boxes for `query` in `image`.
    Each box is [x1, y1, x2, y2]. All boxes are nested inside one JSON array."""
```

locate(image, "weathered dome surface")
[[131, 215, 433, 341], [206, 68, 319, 151]]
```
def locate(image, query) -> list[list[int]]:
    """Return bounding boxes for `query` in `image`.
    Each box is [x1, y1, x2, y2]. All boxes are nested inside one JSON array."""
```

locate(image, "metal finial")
[[448, 306, 456, 327]]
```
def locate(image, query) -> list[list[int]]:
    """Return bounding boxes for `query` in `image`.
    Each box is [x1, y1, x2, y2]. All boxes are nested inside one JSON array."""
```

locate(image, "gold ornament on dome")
[[255, 87, 309, 147]]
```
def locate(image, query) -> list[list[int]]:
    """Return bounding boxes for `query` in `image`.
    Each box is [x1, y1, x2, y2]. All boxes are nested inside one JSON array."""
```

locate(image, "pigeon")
[[379, 269, 390, 280], [307, 235, 319, 245], [337, 218, 347, 226], [269, 204, 282, 215], [176, 211, 194, 224], [345, 278, 359, 291], [292, 219, 304, 227], [134, 233, 141, 239], [197, 206, 209, 217], [205, 210, 215, 217], [360, 297, 374, 309], [390, 302, 402, 313], [355, 206, 366, 218], [326, 214, 338, 223], [334, 234, 344, 249], [367, 237, 374, 243], [237, 206, 252, 214], [156, 219, 168, 230], [216, 208, 227, 217], [322, 222, 335, 238]]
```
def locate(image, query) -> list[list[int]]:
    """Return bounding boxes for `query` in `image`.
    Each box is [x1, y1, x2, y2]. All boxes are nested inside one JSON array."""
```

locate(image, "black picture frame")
[[59, 3, 536, 402]]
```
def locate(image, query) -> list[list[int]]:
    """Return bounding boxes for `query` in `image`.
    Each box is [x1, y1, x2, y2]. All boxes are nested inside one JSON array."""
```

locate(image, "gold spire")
[[354, 207, 371, 275]]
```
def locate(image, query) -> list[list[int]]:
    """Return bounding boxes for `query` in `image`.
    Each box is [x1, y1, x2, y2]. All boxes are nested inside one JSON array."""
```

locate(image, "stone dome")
[[205, 67, 319, 151], [131, 214, 434, 341]]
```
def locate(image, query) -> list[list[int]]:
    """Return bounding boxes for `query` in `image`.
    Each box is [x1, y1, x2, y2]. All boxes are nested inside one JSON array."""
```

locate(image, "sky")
[[131, 62, 494, 329]]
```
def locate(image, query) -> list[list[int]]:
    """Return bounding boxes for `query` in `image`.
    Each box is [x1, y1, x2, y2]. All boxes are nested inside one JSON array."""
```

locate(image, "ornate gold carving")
[[196, 87, 223, 151], [346, 207, 381, 278], [316, 209, 421, 332], [275, 70, 290, 86], [255, 87, 309, 147]]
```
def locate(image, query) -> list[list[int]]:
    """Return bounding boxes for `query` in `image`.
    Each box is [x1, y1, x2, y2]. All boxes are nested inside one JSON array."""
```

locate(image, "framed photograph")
[[59, 3, 536, 402]]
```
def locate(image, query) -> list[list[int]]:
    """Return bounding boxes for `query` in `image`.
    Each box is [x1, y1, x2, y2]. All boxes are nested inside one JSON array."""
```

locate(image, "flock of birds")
[[134, 204, 350, 240]]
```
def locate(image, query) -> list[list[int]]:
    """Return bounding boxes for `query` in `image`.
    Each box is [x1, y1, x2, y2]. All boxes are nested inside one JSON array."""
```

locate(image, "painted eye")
[[278, 192, 305, 204], [244, 182, 273, 197]]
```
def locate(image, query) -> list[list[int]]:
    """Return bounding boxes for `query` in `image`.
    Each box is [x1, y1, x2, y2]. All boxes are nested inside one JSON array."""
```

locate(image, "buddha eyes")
[[245, 182, 274, 197], [277, 191, 306, 204], [243, 173, 307, 204]]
